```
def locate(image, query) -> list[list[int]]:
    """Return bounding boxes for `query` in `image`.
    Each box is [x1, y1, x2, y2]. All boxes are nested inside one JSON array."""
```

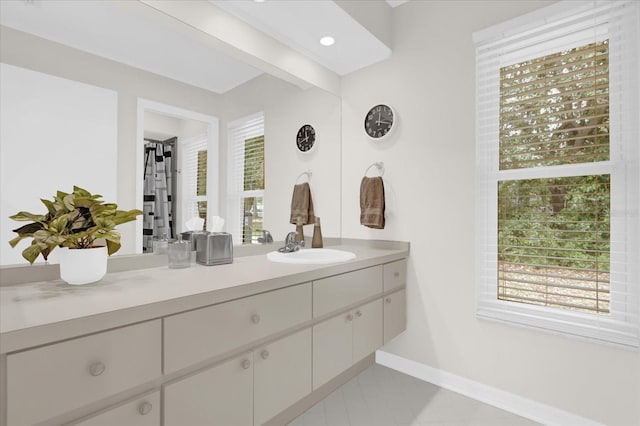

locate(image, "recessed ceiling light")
[[320, 36, 335, 46], [254, 0, 265, 3]]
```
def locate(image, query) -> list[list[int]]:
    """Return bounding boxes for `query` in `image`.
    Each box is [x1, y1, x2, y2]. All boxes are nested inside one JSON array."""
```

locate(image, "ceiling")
[[0, 0, 399, 94], [0, 0, 261, 93], [212, 0, 391, 76]]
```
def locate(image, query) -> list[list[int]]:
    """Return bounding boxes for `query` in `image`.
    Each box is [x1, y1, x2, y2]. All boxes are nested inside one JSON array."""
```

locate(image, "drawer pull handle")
[[89, 362, 106, 377], [346, 314, 354, 322], [355, 310, 363, 318], [138, 401, 153, 416], [260, 350, 270, 360], [394, 272, 400, 278], [241, 359, 251, 370], [251, 314, 261, 324], [386, 297, 392, 304]]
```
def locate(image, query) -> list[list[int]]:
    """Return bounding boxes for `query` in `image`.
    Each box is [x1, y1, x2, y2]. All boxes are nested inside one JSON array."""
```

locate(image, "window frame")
[[179, 134, 209, 232], [226, 112, 265, 245], [474, 0, 639, 348]]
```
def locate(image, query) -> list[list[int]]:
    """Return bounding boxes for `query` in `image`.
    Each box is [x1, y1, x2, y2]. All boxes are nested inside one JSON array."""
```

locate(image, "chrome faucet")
[[279, 231, 305, 253], [257, 230, 273, 244]]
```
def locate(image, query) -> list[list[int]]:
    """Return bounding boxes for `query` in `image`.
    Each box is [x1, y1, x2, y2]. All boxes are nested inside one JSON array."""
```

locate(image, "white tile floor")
[[288, 364, 541, 426]]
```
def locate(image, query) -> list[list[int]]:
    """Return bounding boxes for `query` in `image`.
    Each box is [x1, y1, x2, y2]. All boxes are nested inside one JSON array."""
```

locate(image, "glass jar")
[[151, 232, 171, 255], [168, 235, 191, 269]]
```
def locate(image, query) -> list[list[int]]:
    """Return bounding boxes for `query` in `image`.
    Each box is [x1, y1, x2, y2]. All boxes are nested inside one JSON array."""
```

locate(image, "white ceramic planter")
[[58, 246, 108, 285]]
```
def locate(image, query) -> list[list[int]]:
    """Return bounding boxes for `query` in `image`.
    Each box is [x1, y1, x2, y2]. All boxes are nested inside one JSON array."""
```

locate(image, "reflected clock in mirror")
[[364, 104, 395, 140], [296, 124, 316, 152]]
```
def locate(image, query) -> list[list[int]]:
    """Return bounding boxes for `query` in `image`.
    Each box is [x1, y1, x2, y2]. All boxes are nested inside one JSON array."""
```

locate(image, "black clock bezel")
[[296, 124, 316, 153], [364, 104, 395, 140]]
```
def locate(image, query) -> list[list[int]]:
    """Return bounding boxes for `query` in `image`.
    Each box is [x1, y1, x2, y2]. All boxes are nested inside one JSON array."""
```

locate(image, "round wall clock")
[[296, 124, 316, 152], [364, 104, 395, 140]]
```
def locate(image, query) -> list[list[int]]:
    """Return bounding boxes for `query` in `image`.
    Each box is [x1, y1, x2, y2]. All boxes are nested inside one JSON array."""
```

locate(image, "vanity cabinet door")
[[164, 352, 253, 426], [352, 298, 383, 364], [72, 392, 160, 426], [384, 289, 407, 344], [312, 312, 354, 390], [313, 299, 384, 391], [254, 328, 312, 426]]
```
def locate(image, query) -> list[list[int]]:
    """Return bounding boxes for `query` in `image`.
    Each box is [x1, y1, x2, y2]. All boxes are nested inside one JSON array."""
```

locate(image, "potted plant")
[[8, 186, 142, 284]]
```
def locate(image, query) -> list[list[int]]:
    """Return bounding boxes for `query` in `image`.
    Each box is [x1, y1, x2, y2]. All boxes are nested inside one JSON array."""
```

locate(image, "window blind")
[[475, 0, 639, 347], [181, 136, 208, 227], [499, 40, 610, 170], [227, 112, 265, 245]]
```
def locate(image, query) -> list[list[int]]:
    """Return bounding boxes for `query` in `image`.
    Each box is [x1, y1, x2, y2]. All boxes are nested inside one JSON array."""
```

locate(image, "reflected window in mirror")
[[228, 112, 265, 245], [182, 137, 209, 231]]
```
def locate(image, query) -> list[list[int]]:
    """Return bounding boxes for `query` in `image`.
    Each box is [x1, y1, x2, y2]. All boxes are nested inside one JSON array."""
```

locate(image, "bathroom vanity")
[[0, 240, 408, 426]]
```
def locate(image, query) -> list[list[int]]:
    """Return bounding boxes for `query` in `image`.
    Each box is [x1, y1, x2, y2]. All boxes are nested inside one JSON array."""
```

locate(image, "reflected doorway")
[[136, 99, 219, 254]]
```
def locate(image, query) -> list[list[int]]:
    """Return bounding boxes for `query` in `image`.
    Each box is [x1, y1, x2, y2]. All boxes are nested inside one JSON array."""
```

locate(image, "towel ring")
[[364, 162, 384, 177], [296, 170, 312, 183]]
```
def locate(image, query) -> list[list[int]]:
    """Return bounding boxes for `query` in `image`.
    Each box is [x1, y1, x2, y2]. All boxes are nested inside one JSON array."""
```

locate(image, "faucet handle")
[[285, 232, 297, 245], [257, 229, 273, 244]]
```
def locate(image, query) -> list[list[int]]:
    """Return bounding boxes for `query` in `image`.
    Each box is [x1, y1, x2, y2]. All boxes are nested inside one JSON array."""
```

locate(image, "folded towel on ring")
[[290, 182, 316, 225], [360, 176, 385, 229]]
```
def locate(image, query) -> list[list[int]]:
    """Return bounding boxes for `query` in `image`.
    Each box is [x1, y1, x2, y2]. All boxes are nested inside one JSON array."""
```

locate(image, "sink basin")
[[267, 248, 356, 264]]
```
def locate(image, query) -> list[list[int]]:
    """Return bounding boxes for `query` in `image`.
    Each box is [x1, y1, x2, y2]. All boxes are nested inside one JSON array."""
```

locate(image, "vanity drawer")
[[384, 259, 407, 292], [313, 266, 382, 317], [7, 320, 161, 426], [72, 391, 160, 426], [164, 282, 312, 373]]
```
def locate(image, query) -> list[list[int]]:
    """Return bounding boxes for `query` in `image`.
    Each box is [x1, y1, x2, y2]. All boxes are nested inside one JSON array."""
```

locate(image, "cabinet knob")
[[89, 362, 106, 377], [260, 349, 270, 360], [346, 314, 354, 322], [241, 359, 251, 370], [138, 401, 153, 416], [394, 271, 400, 278], [385, 297, 392, 304], [251, 314, 261, 324], [355, 310, 363, 318]]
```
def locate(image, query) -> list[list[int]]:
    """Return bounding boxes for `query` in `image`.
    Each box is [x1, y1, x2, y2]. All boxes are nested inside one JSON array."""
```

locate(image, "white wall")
[[340, 1, 640, 425], [143, 111, 180, 141], [0, 63, 117, 266]]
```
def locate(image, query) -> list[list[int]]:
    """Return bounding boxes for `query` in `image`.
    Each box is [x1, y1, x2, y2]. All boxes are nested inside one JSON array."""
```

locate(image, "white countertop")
[[0, 243, 408, 353]]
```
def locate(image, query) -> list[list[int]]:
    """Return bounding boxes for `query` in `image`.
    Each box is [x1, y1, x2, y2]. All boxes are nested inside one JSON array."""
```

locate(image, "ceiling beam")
[[137, 0, 341, 96], [334, 0, 393, 50]]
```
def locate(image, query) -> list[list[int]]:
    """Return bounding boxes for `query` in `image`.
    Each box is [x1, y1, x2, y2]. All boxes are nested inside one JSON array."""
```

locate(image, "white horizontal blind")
[[499, 40, 610, 170], [475, 1, 639, 347], [181, 135, 208, 230], [227, 112, 265, 245]]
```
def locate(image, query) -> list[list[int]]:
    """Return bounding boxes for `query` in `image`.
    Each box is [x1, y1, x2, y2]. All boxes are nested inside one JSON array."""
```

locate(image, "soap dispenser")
[[295, 218, 304, 243], [312, 217, 323, 248], [168, 234, 191, 269]]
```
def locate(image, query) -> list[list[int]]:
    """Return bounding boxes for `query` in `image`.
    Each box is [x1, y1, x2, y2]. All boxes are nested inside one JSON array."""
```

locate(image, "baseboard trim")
[[375, 350, 604, 426]]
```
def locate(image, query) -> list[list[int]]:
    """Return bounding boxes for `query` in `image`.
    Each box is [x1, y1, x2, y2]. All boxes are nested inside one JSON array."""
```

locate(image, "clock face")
[[296, 124, 316, 152], [364, 104, 394, 139]]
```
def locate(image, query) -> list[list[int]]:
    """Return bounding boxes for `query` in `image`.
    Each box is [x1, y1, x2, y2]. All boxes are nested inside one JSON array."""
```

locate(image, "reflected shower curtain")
[[143, 142, 173, 252]]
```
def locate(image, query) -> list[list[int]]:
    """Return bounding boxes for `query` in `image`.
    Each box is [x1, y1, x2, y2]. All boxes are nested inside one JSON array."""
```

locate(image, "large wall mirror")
[[0, 1, 342, 266]]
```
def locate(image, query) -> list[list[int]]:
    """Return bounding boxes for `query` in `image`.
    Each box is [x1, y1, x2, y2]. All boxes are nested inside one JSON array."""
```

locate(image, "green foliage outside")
[[197, 150, 207, 197], [498, 175, 610, 271], [243, 136, 265, 244], [243, 136, 264, 191], [498, 40, 611, 274]]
